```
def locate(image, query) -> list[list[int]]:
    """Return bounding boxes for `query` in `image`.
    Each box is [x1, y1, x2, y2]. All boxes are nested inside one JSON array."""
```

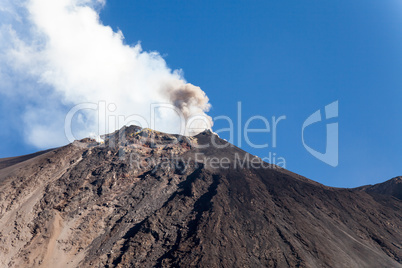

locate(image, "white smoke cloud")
[[0, 0, 212, 148]]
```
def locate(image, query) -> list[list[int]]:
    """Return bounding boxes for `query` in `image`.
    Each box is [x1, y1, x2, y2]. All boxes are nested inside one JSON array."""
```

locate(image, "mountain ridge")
[[0, 126, 400, 267]]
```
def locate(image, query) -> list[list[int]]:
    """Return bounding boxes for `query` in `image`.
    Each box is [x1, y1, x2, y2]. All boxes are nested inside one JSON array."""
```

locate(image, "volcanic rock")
[[0, 126, 400, 267]]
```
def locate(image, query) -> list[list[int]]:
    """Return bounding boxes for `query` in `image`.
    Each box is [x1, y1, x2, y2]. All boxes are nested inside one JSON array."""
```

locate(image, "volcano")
[[0, 125, 400, 267]]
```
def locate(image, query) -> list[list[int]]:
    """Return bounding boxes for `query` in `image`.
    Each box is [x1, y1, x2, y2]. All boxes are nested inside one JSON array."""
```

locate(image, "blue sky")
[[1, 0, 401, 187]]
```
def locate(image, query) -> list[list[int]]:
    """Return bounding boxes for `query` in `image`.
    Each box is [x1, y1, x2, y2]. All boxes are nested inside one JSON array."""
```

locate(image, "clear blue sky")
[[1, 0, 401, 187]]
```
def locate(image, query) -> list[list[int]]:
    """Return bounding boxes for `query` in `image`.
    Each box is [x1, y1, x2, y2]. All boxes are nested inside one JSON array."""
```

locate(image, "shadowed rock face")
[[0, 125, 401, 268], [355, 177, 402, 201]]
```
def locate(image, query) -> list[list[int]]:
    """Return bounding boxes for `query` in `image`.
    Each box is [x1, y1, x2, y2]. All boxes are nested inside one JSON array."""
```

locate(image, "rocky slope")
[[355, 176, 402, 201], [0, 125, 401, 267]]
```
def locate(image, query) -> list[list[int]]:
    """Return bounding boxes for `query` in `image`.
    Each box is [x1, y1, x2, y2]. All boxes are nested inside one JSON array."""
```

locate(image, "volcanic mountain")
[[0, 126, 400, 267]]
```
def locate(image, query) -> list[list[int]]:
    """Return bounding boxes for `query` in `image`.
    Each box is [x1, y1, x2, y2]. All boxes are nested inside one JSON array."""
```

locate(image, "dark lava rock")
[[0, 126, 400, 267]]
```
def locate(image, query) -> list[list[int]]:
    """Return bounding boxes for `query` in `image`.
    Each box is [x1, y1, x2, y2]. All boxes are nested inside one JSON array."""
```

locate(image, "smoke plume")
[[0, 0, 212, 148]]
